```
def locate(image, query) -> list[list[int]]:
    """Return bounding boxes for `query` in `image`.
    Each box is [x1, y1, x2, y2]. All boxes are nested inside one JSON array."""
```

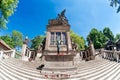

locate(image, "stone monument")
[[42, 10, 76, 69]]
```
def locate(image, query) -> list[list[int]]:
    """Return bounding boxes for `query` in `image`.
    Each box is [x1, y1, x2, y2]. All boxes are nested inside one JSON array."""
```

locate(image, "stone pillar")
[[103, 52, 106, 58], [54, 32, 56, 45], [107, 53, 109, 59], [113, 50, 116, 61], [45, 32, 50, 51], [21, 44, 27, 56], [89, 43, 95, 55], [21, 44, 27, 60], [29, 51, 31, 58], [11, 49, 15, 58], [116, 53, 119, 62], [0, 51, 3, 60], [109, 53, 111, 60], [66, 32, 72, 51], [106, 53, 108, 59], [61, 32, 63, 45], [81, 51, 83, 59]]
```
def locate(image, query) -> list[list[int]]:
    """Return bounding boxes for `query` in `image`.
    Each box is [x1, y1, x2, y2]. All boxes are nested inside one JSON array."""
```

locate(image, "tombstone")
[[42, 10, 76, 68]]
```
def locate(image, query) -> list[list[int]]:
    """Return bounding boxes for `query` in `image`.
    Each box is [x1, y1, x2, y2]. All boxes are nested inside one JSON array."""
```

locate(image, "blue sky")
[[1, 0, 120, 40]]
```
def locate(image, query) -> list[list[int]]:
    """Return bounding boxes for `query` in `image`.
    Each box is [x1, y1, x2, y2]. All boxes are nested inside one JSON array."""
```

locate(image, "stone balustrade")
[[0, 49, 15, 60], [97, 49, 120, 62]]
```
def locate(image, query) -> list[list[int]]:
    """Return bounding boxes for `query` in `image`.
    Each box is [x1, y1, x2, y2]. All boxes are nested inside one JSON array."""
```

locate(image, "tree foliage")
[[12, 30, 23, 49], [70, 30, 85, 50], [31, 35, 45, 50], [87, 28, 108, 49], [103, 27, 114, 41], [115, 33, 120, 41], [0, 35, 14, 48], [110, 0, 120, 13], [0, 0, 19, 29]]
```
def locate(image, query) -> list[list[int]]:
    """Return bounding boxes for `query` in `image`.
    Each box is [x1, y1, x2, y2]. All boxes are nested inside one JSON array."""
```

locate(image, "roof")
[[0, 39, 12, 50]]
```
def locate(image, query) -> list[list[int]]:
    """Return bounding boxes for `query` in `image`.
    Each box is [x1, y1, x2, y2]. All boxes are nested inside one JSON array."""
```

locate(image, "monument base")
[[42, 55, 77, 71]]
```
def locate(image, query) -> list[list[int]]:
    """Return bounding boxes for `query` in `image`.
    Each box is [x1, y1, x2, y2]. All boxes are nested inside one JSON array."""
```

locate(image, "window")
[[56, 32, 61, 40], [56, 32, 61, 45], [62, 32, 67, 45], [50, 32, 67, 45]]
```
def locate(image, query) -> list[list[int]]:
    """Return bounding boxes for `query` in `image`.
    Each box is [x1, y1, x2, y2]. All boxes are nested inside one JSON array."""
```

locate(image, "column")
[[107, 53, 109, 59], [111, 53, 113, 61], [61, 32, 63, 45], [81, 52, 83, 59], [21, 44, 27, 57], [11, 49, 16, 58], [113, 50, 116, 61], [103, 52, 105, 58], [54, 32, 56, 45], [109, 53, 111, 60], [116, 53, 119, 62], [45, 32, 50, 51], [29, 51, 31, 58], [89, 43, 95, 55], [0, 51, 3, 60], [27, 50, 29, 57], [105, 52, 107, 59], [108, 53, 109, 59], [66, 32, 72, 51]]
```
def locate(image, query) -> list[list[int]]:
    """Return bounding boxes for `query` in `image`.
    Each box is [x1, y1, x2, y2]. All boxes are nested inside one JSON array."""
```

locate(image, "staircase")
[[0, 56, 120, 80]]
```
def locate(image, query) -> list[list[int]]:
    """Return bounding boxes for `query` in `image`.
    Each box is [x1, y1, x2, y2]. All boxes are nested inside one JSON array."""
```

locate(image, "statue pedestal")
[[42, 55, 77, 71]]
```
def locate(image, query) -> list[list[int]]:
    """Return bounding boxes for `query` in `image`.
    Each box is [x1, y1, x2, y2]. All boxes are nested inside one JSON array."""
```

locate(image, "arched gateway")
[[42, 10, 76, 68]]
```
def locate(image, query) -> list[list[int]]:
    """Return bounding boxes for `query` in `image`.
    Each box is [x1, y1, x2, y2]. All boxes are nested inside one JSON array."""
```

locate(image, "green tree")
[[0, 0, 19, 29], [0, 35, 14, 48], [12, 30, 23, 50], [70, 30, 85, 50], [110, 0, 120, 13], [87, 28, 108, 49], [31, 35, 45, 50], [103, 27, 114, 41], [115, 33, 120, 41]]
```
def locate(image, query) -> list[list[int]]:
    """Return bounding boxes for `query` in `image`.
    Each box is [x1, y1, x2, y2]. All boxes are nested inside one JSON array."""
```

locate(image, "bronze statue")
[[57, 9, 67, 22], [56, 36, 62, 54]]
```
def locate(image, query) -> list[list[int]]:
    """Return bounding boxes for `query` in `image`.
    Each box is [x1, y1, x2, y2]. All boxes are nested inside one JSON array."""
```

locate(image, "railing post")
[[116, 53, 119, 63], [11, 49, 16, 58], [0, 51, 3, 60]]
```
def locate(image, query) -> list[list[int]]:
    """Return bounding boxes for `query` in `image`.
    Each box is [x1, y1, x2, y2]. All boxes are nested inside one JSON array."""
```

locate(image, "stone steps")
[[1, 57, 120, 80], [0, 61, 41, 77], [4, 58, 41, 69], [3, 59, 39, 72], [66, 58, 120, 80], [0, 61, 44, 80]]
